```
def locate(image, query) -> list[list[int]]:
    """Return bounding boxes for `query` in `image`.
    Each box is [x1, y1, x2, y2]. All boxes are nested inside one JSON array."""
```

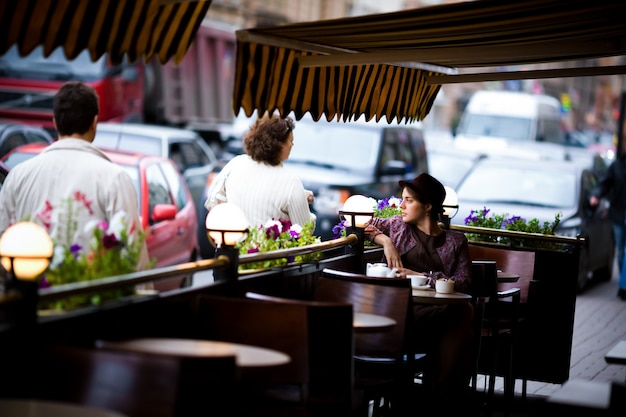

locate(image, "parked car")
[[91, 122, 217, 260], [450, 157, 614, 291], [0, 122, 54, 159], [427, 145, 486, 189], [2, 143, 199, 290], [285, 116, 429, 240]]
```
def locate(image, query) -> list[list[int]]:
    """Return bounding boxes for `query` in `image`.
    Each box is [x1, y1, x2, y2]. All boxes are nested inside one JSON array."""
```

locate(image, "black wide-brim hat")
[[399, 173, 446, 214]]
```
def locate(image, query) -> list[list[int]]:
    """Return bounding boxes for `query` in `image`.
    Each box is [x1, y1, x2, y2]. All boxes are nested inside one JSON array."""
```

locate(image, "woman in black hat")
[[365, 173, 474, 400]]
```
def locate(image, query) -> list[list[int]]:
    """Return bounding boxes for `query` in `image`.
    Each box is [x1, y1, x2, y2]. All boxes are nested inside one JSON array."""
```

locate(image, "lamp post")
[[0, 222, 53, 325], [339, 195, 375, 273], [439, 186, 459, 229], [205, 203, 249, 282]]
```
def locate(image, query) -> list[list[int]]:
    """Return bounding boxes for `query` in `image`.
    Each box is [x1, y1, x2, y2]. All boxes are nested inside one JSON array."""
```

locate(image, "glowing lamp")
[[205, 203, 249, 247], [340, 195, 376, 227], [0, 221, 53, 280]]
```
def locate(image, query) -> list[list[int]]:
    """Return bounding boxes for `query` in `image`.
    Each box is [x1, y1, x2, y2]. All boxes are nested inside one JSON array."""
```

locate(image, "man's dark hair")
[[53, 82, 99, 136]]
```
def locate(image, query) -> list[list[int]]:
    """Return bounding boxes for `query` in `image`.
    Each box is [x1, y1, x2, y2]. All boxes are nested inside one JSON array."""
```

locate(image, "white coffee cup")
[[435, 279, 455, 294], [408, 274, 428, 287]]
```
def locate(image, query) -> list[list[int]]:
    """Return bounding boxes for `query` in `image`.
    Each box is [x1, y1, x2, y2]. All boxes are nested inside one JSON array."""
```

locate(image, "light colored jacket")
[[0, 139, 149, 269]]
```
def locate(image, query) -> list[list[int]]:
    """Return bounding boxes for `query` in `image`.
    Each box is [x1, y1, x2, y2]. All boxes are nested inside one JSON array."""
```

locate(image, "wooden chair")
[[317, 268, 427, 416], [36, 343, 237, 417], [193, 293, 356, 417], [471, 260, 521, 413]]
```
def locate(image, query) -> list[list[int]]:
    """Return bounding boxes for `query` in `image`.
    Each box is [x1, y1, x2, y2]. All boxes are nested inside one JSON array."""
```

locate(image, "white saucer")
[[412, 284, 431, 290]]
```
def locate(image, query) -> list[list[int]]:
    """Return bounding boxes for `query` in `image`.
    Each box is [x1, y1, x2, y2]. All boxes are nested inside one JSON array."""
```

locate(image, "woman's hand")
[[382, 241, 403, 270]]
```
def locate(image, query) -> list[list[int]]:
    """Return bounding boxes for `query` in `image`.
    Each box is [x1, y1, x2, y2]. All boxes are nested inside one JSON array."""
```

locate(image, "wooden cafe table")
[[0, 399, 127, 417], [411, 287, 472, 305], [353, 311, 397, 333], [96, 337, 290, 368]]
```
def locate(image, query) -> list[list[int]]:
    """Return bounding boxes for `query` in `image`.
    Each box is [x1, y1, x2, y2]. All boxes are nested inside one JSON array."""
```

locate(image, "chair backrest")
[[38, 343, 237, 417], [318, 268, 412, 360], [195, 294, 354, 408], [469, 244, 535, 303]]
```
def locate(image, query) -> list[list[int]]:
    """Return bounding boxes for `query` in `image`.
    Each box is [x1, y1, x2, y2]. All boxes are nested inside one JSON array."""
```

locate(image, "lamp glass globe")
[[205, 203, 249, 246], [0, 221, 53, 280]]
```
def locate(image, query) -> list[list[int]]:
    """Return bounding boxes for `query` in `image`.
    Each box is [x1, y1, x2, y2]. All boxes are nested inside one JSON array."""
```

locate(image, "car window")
[[461, 114, 532, 142], [146, 163, 174, 224], [457, 164, 577, 208], [288, 122, 380, 170], [0, 132, 27, 158], [160, 160, 188, 210], [25, 131, 51, 144], [169, 141, 211, 171], [94, 131, 162, 156]]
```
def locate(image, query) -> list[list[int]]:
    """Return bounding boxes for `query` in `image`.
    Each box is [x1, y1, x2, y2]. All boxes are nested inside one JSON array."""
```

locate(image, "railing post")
[[345, 228, 365, 273], [213, 248, 239, 282]]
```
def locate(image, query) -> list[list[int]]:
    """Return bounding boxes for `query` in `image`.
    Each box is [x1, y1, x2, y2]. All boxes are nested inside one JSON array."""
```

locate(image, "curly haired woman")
[[205, 114, 315, 228]]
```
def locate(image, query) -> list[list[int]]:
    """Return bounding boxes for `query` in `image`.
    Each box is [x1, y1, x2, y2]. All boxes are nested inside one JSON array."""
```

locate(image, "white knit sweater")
[[213, 155, 315, 228]]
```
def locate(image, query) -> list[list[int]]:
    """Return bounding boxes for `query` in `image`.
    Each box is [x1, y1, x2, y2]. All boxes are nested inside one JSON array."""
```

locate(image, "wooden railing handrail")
[[31, 233, 359, 303], [449, 224, 585, 246]]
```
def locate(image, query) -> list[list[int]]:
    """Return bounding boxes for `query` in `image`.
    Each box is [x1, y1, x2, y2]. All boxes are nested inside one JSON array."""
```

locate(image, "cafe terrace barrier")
[[0, 226, 583, 390], [451, 224, 585, 386]]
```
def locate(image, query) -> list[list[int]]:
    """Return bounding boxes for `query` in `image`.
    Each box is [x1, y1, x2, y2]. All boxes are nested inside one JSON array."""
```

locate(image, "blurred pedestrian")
[[0, 81, 149, 269], [589, 155, 626, 300], [204, 114, 315, 228]]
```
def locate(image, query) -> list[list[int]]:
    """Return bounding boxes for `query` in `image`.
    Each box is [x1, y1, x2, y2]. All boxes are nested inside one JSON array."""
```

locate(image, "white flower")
[[108, 211, 128, 241], [388, 196, 402, 208], [290, 224, 303, 235], [50, 245, 66, 269]]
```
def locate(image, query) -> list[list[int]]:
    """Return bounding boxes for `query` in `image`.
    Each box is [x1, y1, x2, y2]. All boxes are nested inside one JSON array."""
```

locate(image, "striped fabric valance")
[[233, 41, 441, 124], [0, 0, 212, 64], [233, 0, 626, 124]]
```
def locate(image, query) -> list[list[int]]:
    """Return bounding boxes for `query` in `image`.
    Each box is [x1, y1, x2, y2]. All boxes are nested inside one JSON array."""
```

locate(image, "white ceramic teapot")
[[366, 263, 398, 278]]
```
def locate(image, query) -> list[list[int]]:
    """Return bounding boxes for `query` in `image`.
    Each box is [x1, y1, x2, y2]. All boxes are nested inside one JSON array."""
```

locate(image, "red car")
[[2, 143, 199, 289]]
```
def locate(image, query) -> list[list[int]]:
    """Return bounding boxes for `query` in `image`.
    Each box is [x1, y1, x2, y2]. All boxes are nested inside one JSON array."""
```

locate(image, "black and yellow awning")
[[0, 0, 212, 65], [234, 0, 626, 124]]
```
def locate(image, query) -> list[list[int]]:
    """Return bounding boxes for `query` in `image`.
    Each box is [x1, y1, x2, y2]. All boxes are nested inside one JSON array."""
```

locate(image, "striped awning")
[[234, 0, 626, 124], [0, 0, 212, 65]]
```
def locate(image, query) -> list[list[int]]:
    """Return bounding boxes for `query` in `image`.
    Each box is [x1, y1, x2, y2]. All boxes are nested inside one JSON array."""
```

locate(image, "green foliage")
[[464, 206, 562, 248], [237, 219, 321, 270]]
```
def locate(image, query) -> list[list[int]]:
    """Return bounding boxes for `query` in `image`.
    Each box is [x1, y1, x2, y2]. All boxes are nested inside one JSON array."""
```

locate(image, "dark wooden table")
[[0, 399, 127, 417], [411, 288, 472, 305], [497, 270, 520, 283], [97, 338, 290, 367]]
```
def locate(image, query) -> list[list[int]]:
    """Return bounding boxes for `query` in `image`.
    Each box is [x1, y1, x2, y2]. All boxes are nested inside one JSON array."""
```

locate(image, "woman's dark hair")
[[53, 82, 99, 136], [243, 114, 294, 166]]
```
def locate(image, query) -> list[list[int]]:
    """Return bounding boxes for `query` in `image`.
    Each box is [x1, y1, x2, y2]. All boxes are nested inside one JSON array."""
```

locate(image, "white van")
[[453, 90, 562, 155]]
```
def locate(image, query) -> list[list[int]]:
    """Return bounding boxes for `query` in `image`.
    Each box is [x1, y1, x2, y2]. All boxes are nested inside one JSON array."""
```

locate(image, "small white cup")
[[435, 279, 455, 294], [408, 274, 428, 287]]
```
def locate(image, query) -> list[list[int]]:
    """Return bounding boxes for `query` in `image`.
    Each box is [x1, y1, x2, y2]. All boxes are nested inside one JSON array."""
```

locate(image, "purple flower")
[[332, 219, 346, 238], [39, 276, 51, 289], [102, 233, 120, 249], [265, 223, 281, 240], [70, 244, 82, 259], [247, 247, 259, 254]]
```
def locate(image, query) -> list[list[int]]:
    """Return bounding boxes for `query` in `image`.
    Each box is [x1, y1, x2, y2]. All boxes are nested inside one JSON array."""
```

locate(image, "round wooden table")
[[96, 338, 290, 367], [353, 312, 397, 332], [497, 271, 520, 283], [412, 288, 472, 305], [0, 399, 126, 417]]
